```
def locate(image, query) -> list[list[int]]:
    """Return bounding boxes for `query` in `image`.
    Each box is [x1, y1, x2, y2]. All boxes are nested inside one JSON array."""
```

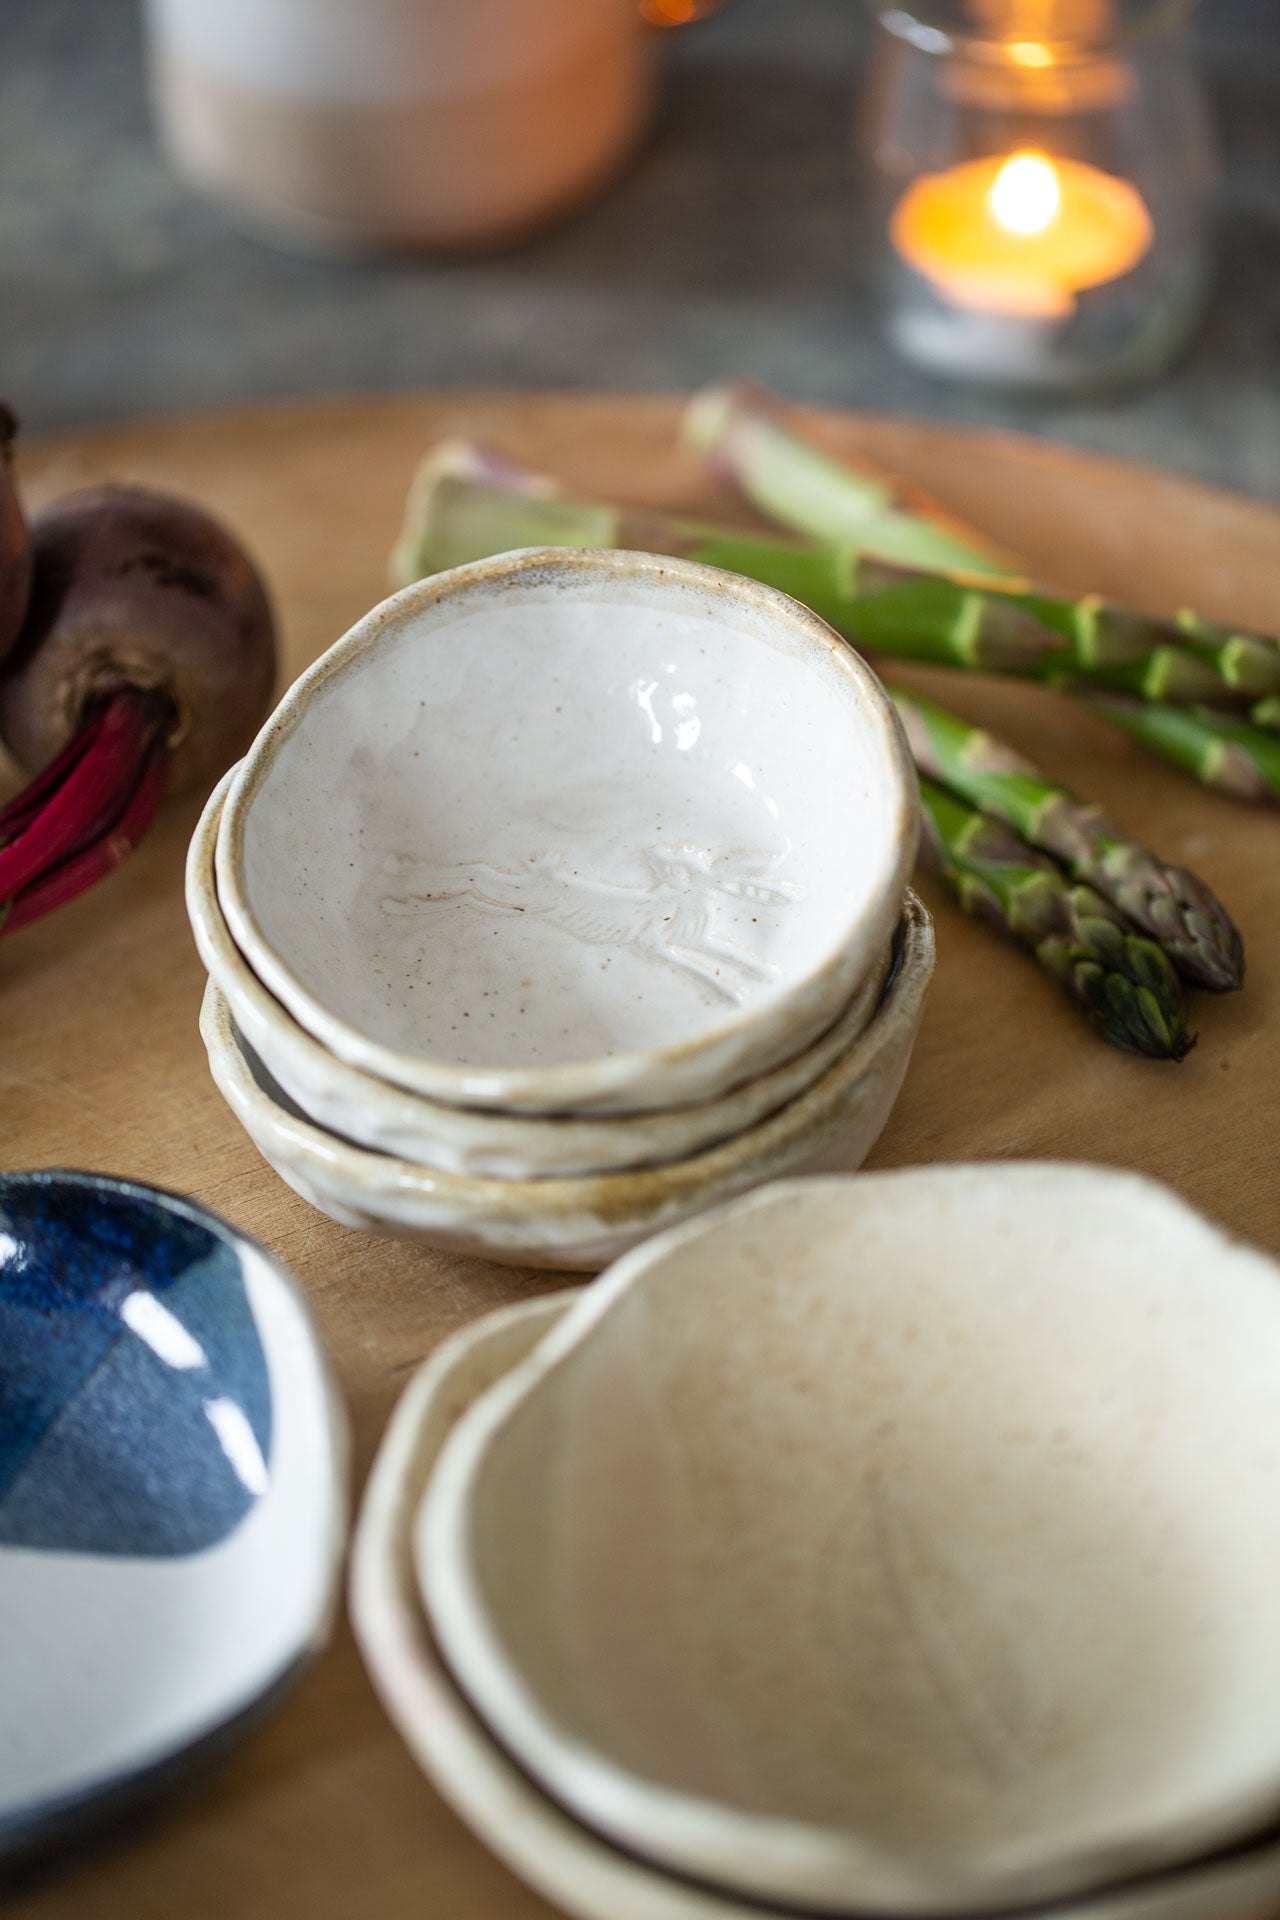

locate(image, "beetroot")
[[0, 484, 276, 935], [0, 485, 276, 794], [0, 406, 32, 665]]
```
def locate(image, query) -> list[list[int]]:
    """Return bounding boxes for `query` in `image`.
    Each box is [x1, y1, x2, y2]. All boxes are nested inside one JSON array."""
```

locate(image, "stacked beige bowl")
[[188, 546, 933, 1268], [350, 1167, 1280, 1920]]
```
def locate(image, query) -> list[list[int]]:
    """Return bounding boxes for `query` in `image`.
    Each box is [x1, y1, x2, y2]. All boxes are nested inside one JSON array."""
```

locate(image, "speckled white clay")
[[197, 894, 932, 1269], [189, 773, 893, 1179], [355, 1286, 1280, 1920], [420, 1169, 1280, 1914], [216, 548, 917, 1115]]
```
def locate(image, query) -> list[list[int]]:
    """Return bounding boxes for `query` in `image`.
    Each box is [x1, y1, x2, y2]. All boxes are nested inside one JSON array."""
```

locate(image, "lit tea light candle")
[[891, 147, 1153, 319], [867, 0, 1211, 391]]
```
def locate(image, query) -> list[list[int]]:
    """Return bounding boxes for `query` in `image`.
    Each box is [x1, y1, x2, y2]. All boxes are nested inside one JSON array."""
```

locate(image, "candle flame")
[[1006, 39, 1054, 67], [638, 0, 721, 23], [892, 150, 1154, 321], [989, 152, 1061, 237]]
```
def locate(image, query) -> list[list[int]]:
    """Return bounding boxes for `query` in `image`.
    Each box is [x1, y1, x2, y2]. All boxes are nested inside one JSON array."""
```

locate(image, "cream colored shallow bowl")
[[215, 547, 917, 1114], [189, 773, 892, 1181], [354, 1287, 1280, 1920], [197, 894, 932, 1269], [419, 1168, 1280, 1912]]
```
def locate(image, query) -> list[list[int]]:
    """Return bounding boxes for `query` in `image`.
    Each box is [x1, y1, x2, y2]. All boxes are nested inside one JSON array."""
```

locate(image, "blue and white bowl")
[[0, 1170, 347, 1866]]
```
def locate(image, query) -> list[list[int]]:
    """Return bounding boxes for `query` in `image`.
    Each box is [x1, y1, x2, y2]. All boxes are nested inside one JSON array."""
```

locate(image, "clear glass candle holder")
[[860, 0, 1217, 393]]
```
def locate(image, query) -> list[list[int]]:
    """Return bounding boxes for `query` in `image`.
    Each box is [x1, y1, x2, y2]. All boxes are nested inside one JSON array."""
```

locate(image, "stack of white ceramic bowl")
[[351, 1167, 1280, 1920], [189, 547, 932, 1268]]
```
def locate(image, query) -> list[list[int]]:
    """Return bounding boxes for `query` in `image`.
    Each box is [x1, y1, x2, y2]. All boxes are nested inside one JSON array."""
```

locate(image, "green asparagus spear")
[[918, 777, 1193, 1060], [681, 381, 1018, 576], [391, 464, 1280, 708], [1090, 696, 1280, 805], [894, 689, 1243, 990], [681, 387, 1280, 699], [678, 390, 1280, 799], [387, 439, 560, 590]]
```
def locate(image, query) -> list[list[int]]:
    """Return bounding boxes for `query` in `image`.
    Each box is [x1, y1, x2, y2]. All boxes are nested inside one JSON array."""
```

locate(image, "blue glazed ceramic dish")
[[0, 1171, 347, 1869]]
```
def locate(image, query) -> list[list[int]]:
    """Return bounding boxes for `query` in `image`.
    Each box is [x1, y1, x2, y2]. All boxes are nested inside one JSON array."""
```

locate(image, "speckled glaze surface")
[[355, 1282, 1280, 1920], [419, 1168, 1280, 1915], [189, 772, 893, 1179], [215, 547, 917, 1115], [0, 1171, 347, 1865], [197, 894, 932, 1268], [352, 1292, 764, 1920]]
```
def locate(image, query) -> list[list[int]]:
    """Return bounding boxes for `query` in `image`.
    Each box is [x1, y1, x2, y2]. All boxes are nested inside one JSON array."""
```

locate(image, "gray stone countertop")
[[2, 0, 1278, 502]]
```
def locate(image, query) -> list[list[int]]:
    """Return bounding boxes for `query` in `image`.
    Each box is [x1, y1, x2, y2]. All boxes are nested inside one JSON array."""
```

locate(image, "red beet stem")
[[0, 687, 169, 899], [0, 704, 110, 842], [0, 739, 170, 934]]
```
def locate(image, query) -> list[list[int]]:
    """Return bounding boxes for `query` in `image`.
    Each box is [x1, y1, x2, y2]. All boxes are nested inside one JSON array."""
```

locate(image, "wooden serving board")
[[7, 393, 1280, 1920]]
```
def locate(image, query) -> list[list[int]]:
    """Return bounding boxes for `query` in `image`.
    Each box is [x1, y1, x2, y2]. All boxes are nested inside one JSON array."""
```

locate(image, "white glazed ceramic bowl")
[[189, 773, 893, 1180], [418, 1169, 1280, 1914], [215, 547, 918, 1115], [197, 893, 932, 1269], [353, 1288, 1280, 1920]]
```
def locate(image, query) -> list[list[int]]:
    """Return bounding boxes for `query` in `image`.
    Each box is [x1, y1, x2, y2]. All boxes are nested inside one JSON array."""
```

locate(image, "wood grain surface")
[[6, 393, 1280, 1919]]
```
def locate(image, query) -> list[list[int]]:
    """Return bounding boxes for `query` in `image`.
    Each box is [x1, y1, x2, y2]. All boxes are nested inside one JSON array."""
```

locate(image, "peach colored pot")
[[145, 0, 653, 252]]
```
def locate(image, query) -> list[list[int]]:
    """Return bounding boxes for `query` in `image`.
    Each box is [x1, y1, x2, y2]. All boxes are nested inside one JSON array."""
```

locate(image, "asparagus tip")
[[1162, 864, 1246, 992]]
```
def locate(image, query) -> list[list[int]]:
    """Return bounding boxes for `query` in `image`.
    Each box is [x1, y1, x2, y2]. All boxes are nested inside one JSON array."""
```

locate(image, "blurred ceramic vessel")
[[188, 773, 894, 1181], [0, 1171, 346, 1866], [144, 0, 653, 251]]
